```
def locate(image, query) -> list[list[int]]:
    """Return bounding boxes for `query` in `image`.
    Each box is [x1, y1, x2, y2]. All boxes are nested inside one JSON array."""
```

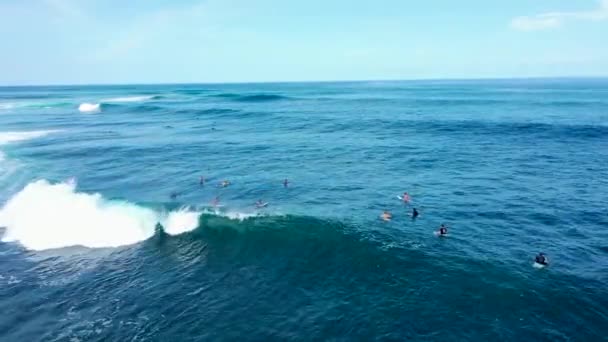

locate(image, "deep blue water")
[[0, 79, 607, 341]]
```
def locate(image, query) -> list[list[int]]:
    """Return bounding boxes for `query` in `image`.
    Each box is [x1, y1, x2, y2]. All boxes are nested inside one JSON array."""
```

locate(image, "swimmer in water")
[[283, 179, 289, 188], [438, 224, 448, 236], [412, 208, 419, 219], [402, 192, 411, 203], [381, 211, 393, 221], [200, 176, 205, 186], [170, 192, 178, 200], [220, 180, 231, 188], [535, 253, 548, 266]]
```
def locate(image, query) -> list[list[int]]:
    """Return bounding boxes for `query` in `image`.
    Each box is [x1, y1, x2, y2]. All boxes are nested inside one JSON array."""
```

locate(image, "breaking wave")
[[103, 95, 160, 103], [78, 103, 100, 113], [0, 180, 201, 250]]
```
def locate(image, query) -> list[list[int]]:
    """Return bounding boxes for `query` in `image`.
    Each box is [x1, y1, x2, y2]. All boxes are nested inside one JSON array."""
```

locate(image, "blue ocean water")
[[0, 79, 607, 341]]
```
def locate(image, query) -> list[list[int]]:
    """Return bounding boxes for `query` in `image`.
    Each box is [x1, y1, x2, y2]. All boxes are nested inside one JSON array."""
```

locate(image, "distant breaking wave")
[[103, 95, 162, 103], [0, 101, 72, 111], [78, 103, 100, 113], [0, 130, 59, 145], [0, 180, 201, 250]]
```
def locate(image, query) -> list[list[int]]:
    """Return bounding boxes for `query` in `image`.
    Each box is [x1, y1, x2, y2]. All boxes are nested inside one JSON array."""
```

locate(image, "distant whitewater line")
[[78, 95, 162, 113], [0, 130, 59, 145], [0, 101, 72, 111], [78, 102, 100, 113], [103, 95, 160, 103], [0, 180, 201, 250]]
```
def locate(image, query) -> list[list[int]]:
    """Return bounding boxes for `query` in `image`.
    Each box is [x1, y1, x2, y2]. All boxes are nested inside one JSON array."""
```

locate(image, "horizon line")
[[1, 75, 608, 88]]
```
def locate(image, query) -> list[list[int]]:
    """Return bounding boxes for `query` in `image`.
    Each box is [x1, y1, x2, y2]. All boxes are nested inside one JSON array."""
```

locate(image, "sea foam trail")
[[78, 103, 100, 113], [103, 96, 154, 103], [0, 130, 59, 145], [0, 180, 201, 251]]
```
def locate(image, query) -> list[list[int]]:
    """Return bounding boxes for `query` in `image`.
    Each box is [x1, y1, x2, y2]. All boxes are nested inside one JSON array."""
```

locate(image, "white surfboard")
[[255, 202, 269, 208], [533, 262, 546, 269]]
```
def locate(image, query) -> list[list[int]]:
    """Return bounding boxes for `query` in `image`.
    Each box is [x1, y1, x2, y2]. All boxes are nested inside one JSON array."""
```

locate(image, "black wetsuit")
[[535, 255, 547, 265], [412, 209, 419, 218]]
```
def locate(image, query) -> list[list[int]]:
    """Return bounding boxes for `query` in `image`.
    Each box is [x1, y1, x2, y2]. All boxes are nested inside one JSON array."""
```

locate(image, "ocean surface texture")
[[0, 79, 607, 341]]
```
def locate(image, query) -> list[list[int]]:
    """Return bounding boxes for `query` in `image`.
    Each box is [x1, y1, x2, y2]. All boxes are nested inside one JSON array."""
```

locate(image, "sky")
[[1, 0, 607, 85]]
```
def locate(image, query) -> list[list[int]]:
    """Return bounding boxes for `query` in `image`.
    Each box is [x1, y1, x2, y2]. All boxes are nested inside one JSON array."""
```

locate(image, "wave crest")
[[211, 93, 290, 102], [0, 180, 200, 250], [78, 103, 100, 113], [103, 95, 157, 103], [0, 130, 59, 145]]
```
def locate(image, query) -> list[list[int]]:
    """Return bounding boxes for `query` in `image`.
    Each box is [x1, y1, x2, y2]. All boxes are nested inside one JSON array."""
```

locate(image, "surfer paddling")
[[402, 192, 411, 203], [412, 208, 419, 219], [436, 224, 448, 236], [535, 253, 548, 266], [255, 199, 267, 208], [381, 211, 393, 221], [212, 196, 220, 207]]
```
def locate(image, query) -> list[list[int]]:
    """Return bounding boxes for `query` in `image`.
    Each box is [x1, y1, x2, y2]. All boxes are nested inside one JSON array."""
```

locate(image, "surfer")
[[381, 211, 392, 221], [438, 224, 448, 236], [220, 180, 231, 188], [255, 199, 265, 208], [200, 176, 205, 186], [402, 192, 411, 203], [283, 179, 289, 188], [535, 253, 548, 266], [412, 208, 419, 219], [170, 192, 178, 200]]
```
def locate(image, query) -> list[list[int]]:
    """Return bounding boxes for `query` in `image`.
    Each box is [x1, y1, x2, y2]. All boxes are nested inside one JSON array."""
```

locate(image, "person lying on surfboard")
[[535, 253, 548, 266], [381, 211, 392, 221], [255, 199, 266, 208]]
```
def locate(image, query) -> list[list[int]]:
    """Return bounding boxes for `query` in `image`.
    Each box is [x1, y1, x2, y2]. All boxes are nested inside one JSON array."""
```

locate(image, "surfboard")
[[397, 195, 411, 203], [255, 202, 269, 208], [533, 262, 546, 269], [434, 231, 448, 237]]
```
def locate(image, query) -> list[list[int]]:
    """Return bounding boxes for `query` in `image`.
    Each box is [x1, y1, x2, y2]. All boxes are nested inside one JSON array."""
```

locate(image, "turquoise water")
[[0, 79, 607, 341]]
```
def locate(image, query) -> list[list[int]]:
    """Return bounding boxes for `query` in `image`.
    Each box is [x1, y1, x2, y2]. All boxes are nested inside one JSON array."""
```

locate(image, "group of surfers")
[[380, 192, 449, 237], [380, 192, 549, 266]]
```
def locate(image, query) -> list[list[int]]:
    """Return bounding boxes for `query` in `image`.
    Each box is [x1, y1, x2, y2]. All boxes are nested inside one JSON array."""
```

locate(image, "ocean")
[[0, 79, 607, 341]]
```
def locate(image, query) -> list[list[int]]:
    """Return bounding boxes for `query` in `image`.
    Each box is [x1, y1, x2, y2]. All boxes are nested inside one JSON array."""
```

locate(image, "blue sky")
[[1, 0, 607, 85]]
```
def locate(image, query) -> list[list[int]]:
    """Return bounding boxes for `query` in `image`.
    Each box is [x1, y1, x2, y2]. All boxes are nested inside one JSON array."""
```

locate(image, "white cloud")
[[511, 0, 608, 31]]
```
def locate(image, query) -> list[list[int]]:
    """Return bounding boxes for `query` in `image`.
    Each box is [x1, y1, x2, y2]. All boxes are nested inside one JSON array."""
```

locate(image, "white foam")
[[0, 180, 201, 251], [103, 96, 154, 103], [162, 209, 201, 235], [0, 130, 59, 145], [0, 103, 15, 110], [78, 103, 100, 113]]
